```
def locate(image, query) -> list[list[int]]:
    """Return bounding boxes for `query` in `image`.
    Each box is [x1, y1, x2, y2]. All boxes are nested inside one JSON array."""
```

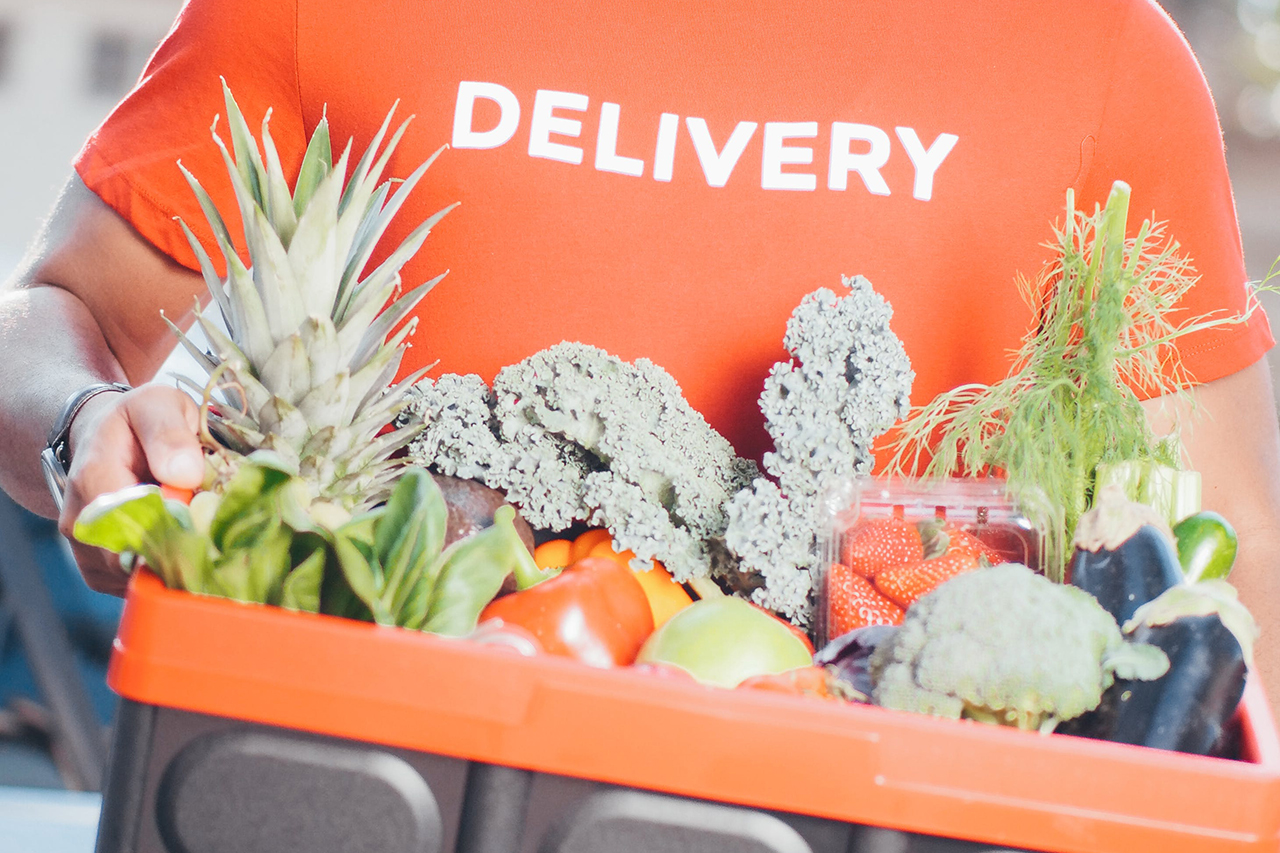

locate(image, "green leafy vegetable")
[[75, 459, 539, 636], [887, 181, 1268, 579]]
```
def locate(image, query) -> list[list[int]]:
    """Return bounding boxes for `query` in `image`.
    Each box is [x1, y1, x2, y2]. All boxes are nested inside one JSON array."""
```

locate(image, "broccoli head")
[[870, 562, 1170, 731]]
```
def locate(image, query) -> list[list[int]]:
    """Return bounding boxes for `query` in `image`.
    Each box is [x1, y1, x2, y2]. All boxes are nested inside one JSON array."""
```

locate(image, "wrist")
[[65, 387, 127, 464], [41, 381, 130, 511]]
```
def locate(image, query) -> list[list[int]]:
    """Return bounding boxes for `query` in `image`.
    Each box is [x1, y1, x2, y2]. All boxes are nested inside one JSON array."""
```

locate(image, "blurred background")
[[0, 0, 1277, 847]]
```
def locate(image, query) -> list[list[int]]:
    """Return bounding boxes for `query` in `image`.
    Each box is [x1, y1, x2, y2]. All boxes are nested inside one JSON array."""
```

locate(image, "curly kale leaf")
[[725, 275, 914, 623], [409, 343, 757, 582]]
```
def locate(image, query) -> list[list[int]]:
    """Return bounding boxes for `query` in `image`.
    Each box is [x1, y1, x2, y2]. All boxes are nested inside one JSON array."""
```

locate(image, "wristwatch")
[[41, 382, 131, 512]]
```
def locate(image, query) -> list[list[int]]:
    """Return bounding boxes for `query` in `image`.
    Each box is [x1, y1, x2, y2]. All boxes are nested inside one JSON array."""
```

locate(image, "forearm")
[[1227, 522, 1280, 706], [0, 283, 129, 516]]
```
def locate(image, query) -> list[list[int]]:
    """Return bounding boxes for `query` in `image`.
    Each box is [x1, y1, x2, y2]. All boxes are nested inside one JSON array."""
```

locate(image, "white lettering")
[[761, 122, 817, 191], [451, 81, 520, 150], [595, 102, 645, 177], [653, 113, 679, 182], [828, 123, 891, 195], [685, 117, 757, 188], [895, 127, 959, 201], [529, 90, 589, 165]]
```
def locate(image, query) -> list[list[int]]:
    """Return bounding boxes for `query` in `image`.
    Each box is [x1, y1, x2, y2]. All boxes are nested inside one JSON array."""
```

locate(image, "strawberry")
[[839, 517, 923, 580], [919, 519, 1004, 564], [873, 551, 981, 609], [826, 562, 905, 638]]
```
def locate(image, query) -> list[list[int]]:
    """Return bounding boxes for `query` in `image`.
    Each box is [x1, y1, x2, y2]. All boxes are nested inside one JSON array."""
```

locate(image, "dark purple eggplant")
[[1058, 580, 1257, 756], [814, 624, 897, 700], [1059, 614, 1246, 754], [1069, 486, 1182, 625]]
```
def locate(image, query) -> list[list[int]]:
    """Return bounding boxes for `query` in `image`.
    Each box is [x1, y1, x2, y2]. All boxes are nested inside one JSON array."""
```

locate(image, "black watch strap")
[[46, 382, 132, 467], [41, 382, 131, 512]]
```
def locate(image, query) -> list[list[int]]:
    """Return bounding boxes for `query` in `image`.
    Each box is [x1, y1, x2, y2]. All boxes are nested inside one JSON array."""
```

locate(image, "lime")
[[1172, 511, 1238, 583]]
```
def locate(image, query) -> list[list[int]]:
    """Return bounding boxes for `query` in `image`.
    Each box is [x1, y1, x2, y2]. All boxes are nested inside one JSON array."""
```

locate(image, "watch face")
[[41, 446, 67, 513]]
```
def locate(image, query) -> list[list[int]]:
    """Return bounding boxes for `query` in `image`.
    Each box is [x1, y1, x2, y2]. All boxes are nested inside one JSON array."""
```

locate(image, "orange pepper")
[[534, 538, 573, 570], [737, 666, 832, 699], [570, 528, 613, 561]]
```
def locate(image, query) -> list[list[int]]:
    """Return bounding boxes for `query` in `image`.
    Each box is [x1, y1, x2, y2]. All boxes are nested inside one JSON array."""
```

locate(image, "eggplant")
[[1069, 485, 1182, 625], [814, 624, 897, 700], [1060, 614, 1246, 754], [1058, 581, 1257, 756]]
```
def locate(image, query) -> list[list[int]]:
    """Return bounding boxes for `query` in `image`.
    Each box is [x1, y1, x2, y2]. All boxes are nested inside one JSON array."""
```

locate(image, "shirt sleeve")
[[1077, 0, 1274, 388], [74, 0, 305, 274]]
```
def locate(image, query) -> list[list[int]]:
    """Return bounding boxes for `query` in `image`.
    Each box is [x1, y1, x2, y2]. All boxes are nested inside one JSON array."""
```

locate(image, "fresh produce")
[[589, 544, 694, 629], [635, 597, 814, 688], [1069, 485, 1183, 626], [814, 625, 898, 701], [1173, 510, 1238, 583], [1060, 581, 1257, 755], [409, 275, 915, 627], [921, 520, 1005, 564], [887, 181, 1263, 579], [825, 563, 904, 637], [570, 528, 613, 561], [870, 562, 1169, 731], [327, 476, 548, 633], [76, 459, 543, 633], [74, 87, 481, 622], [534, 538, 574, 570], [171, 83, 454, 516], [407, 349, 759, 587], [723, 276, 915, 624], [479, 557, 654, 667], [737, 666, 834, 700], [839, 517, 923, 580], [873, 550, 981, 610], [1093, 459, 1202, 529], [533, 530, 694, 628], [825, 511, 1009, 639], [431, 474, 535, 552]]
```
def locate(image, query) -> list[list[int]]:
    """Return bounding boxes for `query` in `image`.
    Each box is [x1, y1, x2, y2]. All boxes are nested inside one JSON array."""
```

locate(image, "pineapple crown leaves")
[[169, 82, 455, 508]]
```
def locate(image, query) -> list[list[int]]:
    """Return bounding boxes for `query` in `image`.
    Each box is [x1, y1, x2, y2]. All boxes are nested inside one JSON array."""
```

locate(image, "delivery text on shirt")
[[451, 81, 959, 202]]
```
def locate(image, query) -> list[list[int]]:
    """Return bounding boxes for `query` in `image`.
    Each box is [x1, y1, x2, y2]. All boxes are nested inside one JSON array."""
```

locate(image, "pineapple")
[[168, 83, 454, 514]]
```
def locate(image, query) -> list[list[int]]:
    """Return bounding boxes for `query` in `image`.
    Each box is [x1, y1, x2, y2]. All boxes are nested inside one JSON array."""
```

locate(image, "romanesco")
[[870, 562, 1170, 731], [724, 275, 914, 624]]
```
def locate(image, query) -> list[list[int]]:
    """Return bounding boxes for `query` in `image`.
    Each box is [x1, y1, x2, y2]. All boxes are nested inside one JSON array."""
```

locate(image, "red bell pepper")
[[479, 557, 654, 667]]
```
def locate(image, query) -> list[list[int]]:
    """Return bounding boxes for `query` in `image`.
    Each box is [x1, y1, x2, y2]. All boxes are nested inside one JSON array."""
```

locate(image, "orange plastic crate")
[[108, 571, 1280, 853]]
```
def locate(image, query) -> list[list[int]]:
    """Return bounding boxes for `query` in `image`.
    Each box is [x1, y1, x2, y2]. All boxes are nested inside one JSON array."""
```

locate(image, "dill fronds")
[[886, 181, 1267, 580]]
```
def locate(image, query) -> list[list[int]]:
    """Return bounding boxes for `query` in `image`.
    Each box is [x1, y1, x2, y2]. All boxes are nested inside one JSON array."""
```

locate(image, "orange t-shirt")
[[75, 0, 1272, 464]]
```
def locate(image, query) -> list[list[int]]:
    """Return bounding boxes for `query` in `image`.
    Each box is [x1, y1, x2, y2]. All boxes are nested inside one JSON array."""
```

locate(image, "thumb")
[[122, 386, 205, 488]]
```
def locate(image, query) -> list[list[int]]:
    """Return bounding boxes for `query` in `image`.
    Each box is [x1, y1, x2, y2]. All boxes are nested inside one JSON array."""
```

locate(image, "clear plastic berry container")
[[816, 476, 1049, 648]]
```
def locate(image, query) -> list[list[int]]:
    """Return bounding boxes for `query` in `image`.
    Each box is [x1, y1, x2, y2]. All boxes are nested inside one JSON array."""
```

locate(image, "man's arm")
[[1142, 356, 1280, 708], [0, 175, 207, 593]]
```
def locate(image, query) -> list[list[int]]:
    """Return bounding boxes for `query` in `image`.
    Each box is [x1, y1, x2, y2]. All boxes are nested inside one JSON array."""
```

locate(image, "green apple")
[[635, 597, 813, 688]]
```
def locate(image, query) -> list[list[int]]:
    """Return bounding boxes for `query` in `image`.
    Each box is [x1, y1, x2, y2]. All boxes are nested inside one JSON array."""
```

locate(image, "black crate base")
[[95, 698, 1040, 853]]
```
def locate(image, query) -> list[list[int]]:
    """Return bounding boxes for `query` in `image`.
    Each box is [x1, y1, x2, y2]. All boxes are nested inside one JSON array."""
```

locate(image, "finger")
[[122, 386, 204, 488], [58, 404, 142, 542], [67, 540, 130, 597]]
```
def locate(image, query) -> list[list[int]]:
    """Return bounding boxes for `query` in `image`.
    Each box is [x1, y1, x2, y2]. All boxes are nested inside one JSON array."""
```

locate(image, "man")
[[1, 0, 1278, 699]]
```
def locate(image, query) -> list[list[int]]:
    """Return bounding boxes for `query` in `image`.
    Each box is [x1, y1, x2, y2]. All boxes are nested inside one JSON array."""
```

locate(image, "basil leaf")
[[420, 521, 519, 637], [281, 546, 326, 613], [73, 485, 169, 554], [332, 532, 394, 625]]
